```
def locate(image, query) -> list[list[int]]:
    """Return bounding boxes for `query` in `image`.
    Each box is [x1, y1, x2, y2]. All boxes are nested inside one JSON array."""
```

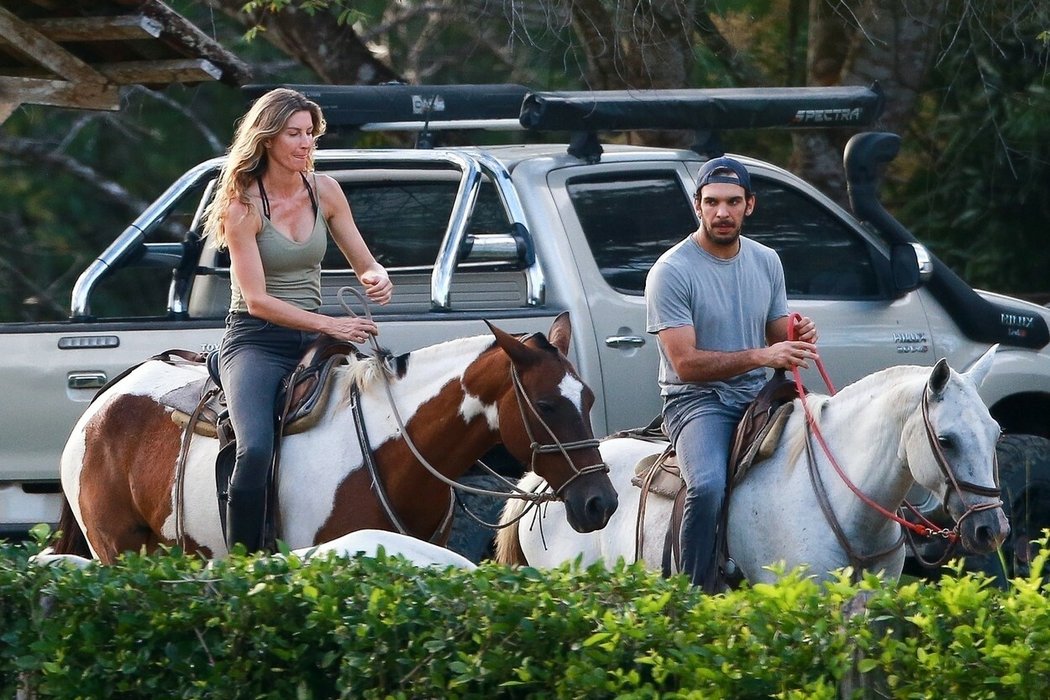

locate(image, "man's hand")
[[765, 340, 818, 370], [792, 315, 818, 344]]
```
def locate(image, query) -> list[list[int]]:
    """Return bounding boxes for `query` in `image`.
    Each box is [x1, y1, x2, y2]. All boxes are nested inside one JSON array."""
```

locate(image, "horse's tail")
[[52, 497, 91, 557], [494, 498, 529, 566]]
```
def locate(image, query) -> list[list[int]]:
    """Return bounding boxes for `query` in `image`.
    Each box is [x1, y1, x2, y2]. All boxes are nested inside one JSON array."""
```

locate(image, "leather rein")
[[786, 313, 1003, 571], [339, 287, 608, 539]]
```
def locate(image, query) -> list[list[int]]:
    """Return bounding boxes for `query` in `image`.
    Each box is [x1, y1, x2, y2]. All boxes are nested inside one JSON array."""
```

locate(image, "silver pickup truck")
[[3, 84, 1048, 575]]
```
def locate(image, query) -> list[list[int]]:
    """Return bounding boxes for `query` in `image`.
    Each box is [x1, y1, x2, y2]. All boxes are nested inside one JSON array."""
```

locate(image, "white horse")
[[497, 347, 1010, 584], [289, 529, 477, 570]]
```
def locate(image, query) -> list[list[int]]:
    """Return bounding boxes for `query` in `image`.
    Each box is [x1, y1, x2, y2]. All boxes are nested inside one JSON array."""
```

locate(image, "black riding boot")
[[225, 488, 266, 554]]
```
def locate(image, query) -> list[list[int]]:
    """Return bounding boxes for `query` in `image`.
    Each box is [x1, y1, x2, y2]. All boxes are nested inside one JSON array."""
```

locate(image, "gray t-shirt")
[[646, 234, 788, 410]]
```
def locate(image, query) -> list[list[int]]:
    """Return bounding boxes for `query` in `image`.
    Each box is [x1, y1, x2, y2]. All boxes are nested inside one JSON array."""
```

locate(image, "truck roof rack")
[[243, 83, 884, 160], [242, 83, 530, 132]]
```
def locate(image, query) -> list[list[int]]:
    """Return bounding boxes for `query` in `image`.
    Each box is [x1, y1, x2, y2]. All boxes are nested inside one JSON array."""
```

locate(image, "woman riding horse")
[[201, 88, 393, 552]]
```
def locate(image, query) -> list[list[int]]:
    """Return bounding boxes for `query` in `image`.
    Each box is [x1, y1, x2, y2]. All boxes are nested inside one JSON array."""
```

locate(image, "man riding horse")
[[645, 156, 818, 592]]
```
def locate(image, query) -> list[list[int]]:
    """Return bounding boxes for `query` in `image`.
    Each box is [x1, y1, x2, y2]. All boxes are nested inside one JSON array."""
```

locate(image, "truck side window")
[[567, 172, 696, 295], [329, 181, 513, 270], [91, 180, 207, 319], [746, 179, 882, 299]]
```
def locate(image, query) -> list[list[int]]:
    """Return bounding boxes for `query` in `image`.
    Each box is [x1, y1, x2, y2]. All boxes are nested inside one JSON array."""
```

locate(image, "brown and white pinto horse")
[[54, 313, 618, 563]]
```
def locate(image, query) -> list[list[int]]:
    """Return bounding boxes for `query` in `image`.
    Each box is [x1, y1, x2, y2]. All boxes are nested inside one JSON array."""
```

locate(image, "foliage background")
[[5, 535, 1050, 698], [0, 0, 1047, 321]]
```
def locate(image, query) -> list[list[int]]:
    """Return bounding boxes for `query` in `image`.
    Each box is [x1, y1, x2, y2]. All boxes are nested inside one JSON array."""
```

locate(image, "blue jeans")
[[664, 395, 744, 591], [218, 314, 317, 548]]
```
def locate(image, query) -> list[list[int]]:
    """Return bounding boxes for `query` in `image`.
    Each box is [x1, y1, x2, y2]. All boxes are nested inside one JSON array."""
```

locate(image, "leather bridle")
[[507, 362, 609, 498], [788, 313, 1002, 572], [339, 284, 608, 538], [902, 388, 1003, 566]]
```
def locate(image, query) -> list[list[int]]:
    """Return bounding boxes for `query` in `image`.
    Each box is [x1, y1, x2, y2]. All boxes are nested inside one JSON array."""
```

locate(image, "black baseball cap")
[[695, 156, 752, 197]]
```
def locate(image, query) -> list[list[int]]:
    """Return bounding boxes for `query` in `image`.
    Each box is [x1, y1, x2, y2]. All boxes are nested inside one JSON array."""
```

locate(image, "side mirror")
[[891, 242, 932, 295]]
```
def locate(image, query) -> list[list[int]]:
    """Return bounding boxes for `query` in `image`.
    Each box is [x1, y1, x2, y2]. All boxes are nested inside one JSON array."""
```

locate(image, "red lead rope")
[[785, 312, 956, 541], [787, 311, 836, 395]]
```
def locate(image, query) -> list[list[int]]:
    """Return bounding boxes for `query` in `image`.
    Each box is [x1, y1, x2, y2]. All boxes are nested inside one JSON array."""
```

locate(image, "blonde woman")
[[203, 88, 392, 553]]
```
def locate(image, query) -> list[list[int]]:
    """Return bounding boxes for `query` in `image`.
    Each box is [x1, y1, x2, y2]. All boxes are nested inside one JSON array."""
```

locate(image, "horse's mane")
[[336, 334, 498, 401], [780, 364, 930, 475], [342, 352, 386, 391]]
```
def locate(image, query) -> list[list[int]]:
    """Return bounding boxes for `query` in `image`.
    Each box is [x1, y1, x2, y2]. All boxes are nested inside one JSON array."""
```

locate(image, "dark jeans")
[[218, 313, 317, 547]]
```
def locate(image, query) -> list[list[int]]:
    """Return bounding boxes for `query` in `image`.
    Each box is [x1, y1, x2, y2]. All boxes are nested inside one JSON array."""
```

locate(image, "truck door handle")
[[68, 372, 107, 390], [605, 335, 646, 348]]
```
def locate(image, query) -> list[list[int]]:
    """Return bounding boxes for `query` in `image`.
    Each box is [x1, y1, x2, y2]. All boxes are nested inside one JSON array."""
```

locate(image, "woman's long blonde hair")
[[202, 88, 326, 249]]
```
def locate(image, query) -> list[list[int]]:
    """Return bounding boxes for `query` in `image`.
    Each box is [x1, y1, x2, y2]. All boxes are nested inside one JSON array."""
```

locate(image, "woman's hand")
[[360, 267, 393, 305], [326, 315, 379, 345]]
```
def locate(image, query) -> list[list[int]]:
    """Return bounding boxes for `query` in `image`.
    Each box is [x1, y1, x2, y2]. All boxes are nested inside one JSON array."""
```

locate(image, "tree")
[[895, 1, 1050, 295], [1, 0, 1047, 322]]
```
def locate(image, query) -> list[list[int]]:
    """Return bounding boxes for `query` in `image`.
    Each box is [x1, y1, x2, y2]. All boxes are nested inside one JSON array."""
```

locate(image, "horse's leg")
[[76, 394, 181, 563]]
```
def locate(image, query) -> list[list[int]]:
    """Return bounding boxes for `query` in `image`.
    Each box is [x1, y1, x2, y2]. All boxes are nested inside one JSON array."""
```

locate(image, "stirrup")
[[721, 557, 745, 589]]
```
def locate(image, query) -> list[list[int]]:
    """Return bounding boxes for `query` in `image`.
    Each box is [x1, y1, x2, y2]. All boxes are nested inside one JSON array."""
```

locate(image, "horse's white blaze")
[[558, 373, 584, 413]]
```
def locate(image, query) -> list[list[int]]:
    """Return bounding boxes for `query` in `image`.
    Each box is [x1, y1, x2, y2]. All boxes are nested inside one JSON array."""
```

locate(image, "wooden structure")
[[0, 0, 250, 123]]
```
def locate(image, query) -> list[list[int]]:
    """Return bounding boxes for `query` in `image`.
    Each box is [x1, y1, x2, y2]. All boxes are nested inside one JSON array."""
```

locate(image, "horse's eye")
[[937, 435, 953, 449], [535, 400, 556, 415]]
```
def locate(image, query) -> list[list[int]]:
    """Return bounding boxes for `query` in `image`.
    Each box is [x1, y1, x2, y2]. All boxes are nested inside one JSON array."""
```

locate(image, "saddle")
[[160, 336, 355, 439], [147, 337, 357, 549], [630, 369, 800, 583]]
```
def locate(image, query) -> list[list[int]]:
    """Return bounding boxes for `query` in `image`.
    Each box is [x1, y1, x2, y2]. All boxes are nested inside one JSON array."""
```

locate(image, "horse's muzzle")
[[960, 505, 1010, 554], [561, 471, 618, 532]]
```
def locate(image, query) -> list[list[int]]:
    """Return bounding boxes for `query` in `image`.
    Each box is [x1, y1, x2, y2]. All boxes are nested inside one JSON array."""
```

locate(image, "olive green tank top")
[[229, 174, 328, 313]]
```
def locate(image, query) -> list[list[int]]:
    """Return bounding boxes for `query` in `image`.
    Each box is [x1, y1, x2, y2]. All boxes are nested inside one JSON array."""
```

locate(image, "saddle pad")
[[163, 378, 222, 438], [730, 402, 794, 486], [165, 353, 350, 438], [629, 402, 794, 501], [630, 447, 682, 500]]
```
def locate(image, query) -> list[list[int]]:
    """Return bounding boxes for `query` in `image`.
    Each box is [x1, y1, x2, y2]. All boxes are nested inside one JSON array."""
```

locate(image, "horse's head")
[[901, 345, 1009, 554], [485, 312, 618, 533]]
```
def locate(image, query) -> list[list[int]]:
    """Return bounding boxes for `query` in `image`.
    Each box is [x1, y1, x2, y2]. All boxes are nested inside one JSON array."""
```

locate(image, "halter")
[[339, 287, 608, 538], [787, 313, 1002, 572], [508, 362, 609, 496], [902, 388, 1003, 566]]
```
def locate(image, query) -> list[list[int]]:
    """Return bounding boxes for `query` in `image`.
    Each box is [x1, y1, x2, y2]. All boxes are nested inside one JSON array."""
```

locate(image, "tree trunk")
[[793, 0, 948, 205], [202, 0, 402, 85]]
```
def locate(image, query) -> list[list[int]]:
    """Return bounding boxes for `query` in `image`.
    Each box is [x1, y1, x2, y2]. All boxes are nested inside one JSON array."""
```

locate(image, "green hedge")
[[3, 535, 1050, 699]]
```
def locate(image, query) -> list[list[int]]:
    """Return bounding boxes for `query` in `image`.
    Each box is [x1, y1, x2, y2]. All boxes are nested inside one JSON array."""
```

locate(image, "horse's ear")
[[547, 312, 572, 355], [485, 320, 539, 366], [965, 344, 998, 389], [928, 357, 951, 397]]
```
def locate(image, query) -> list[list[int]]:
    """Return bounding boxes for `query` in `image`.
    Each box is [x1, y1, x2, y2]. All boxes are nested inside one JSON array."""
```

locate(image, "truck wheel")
[[967, 434, 1050, 581]]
